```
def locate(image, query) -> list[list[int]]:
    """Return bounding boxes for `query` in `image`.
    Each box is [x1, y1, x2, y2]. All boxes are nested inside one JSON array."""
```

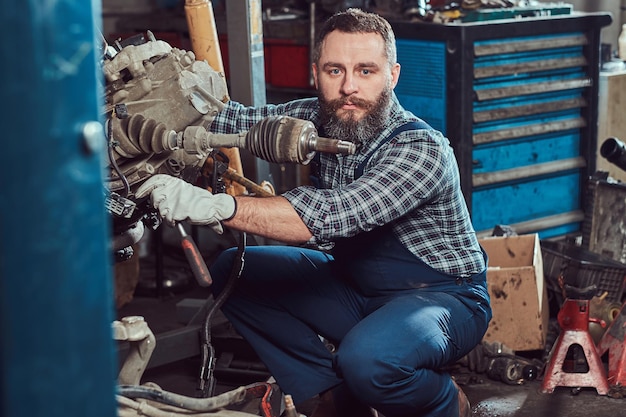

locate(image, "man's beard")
[[318, 87, 392, 144]]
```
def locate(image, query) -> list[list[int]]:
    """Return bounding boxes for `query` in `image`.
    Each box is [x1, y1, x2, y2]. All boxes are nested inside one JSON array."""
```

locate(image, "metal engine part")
[[102, 32, 355, 259], [113, 316, 284, 417], [103, 31, 229, 195]]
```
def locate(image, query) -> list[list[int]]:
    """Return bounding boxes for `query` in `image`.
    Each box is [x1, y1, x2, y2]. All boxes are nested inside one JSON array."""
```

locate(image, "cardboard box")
[[478, 234, 549, 351]]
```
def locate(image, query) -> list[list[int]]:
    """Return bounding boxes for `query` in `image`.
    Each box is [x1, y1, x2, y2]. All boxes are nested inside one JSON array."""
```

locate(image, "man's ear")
[[312, 63, 319, 90], [391, 63, 401, 89]]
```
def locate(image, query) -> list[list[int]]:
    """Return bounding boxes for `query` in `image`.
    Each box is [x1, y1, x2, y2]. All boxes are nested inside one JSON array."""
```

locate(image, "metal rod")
[[476, 210, 585, 238]]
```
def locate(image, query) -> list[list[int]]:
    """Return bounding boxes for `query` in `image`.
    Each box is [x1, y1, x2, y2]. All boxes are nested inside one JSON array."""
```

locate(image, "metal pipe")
[[475, 210, 585, 238], [184, 0, 226, 76], [473, 157, 586, 188], [184, 0, 246, 196], [114, 316, 156, 386], [118, 384, 247, 411], [309, 1, 316, 87]]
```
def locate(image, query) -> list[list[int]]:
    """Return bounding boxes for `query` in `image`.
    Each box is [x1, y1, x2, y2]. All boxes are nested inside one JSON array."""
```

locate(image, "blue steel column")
[[225, 0, 273, 189], [225, 0, 267, 107], [0, 1, 118, 417]]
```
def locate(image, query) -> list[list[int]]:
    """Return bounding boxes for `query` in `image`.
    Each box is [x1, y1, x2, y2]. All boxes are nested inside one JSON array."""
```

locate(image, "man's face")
[[313, 30, 400, 143]]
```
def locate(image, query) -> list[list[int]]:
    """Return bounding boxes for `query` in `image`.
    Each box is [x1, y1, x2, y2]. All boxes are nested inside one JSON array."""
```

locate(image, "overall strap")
[[355, 120, 432, 179]]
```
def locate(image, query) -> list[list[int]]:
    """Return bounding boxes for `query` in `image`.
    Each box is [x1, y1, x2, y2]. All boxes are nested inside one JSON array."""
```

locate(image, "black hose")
[[600, 137, 626, 173], [203, 231, 246, 343], [198, 230, 247, 397]]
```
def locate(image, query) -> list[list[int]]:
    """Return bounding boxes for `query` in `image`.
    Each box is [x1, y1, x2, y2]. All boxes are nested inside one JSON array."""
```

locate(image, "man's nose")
[[341, 73, 358, 95]]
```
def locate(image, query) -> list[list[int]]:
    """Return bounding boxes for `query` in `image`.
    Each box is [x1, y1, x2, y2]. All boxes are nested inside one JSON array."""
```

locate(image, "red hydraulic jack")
[[597, 301, 626, 387], [541, 285, 610, 395]]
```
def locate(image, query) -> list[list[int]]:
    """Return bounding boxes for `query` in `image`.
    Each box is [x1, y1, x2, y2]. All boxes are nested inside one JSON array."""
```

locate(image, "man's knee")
[[334, 348, 393, 403], [209, 247, 239, 296]]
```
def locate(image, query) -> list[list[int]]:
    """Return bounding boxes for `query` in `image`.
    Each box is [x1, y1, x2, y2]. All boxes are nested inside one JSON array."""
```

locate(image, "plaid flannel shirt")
[[210, 95, 485, 277]]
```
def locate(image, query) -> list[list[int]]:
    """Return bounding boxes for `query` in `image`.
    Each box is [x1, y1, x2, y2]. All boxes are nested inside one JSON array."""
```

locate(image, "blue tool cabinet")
[[391, 13, 612, 238]]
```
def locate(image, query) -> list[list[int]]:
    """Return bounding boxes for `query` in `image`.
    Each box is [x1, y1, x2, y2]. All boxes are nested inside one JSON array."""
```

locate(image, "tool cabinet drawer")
[[472, 171, 583, 235], [392, 13, 611, 238]]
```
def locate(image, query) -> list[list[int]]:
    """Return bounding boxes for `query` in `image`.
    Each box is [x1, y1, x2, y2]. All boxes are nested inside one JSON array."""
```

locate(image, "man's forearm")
[[224, 196, 313, 244]]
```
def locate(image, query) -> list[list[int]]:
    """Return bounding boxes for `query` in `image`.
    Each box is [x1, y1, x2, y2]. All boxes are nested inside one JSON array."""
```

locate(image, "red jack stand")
[[541, 297, 609, 395], [597, 301, 626, 387]]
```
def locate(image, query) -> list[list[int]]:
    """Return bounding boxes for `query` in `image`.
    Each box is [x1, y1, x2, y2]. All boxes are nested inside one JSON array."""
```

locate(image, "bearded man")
[[137, 8, 491, 417]]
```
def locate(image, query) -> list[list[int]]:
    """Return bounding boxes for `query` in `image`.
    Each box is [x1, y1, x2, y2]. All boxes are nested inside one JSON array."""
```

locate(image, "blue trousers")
[[209, 232, 491, 417]]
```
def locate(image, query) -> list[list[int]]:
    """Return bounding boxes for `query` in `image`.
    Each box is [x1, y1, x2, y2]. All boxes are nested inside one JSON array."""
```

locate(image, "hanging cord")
[[106, 116, 131, 197], [198, 230, 247, 397]]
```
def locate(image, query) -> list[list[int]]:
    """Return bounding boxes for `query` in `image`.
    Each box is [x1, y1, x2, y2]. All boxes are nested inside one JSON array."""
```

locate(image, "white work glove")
[[135, 174, 236, 234]]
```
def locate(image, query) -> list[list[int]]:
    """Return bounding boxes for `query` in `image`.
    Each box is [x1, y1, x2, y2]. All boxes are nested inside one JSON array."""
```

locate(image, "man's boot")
[[453, 379, 471, 417]]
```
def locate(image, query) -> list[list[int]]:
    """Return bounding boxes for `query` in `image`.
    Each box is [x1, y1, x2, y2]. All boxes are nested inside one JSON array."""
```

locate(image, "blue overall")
[[209, 225, 491, 417]]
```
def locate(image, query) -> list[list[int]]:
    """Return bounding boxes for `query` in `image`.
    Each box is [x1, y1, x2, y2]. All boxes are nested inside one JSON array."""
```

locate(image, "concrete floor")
[[117, 272, 626, 417], [138, 362, 626, 417], [462, 378, 625, 417]]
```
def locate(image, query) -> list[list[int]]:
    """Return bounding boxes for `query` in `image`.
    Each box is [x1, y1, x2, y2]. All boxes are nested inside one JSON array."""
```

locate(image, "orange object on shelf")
[[184, 0, 245, 196]]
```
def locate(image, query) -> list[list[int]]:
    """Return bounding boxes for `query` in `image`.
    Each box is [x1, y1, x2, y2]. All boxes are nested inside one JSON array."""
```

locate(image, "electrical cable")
[[106, 117, 131, 197], [198, 230, 247, 397]]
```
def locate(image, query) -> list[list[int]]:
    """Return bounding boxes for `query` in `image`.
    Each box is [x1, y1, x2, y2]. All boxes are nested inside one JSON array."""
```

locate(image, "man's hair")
[[312, 8, 397, 67]]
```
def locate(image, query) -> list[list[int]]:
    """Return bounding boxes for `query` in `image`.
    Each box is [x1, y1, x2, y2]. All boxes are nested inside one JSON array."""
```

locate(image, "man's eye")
[[361, 69, 371, 75], [330, 69, 341, 75]]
